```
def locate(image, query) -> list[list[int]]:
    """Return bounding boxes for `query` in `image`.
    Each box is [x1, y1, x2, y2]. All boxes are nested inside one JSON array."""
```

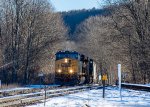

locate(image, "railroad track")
[[0, 85, 101, 107], [0, 85, 60, 98], [122, 83, 150, 92]]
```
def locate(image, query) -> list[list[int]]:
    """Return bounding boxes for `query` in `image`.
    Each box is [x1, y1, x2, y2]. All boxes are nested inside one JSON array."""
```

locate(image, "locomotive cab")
[[55, 51, 95, 85]]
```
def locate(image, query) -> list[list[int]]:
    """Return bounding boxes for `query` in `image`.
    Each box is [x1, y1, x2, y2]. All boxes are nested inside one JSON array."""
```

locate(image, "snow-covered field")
[[27, 87, 150, 107]]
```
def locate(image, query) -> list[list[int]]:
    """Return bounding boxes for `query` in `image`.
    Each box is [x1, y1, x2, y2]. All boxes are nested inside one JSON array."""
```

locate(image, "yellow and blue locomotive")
[[55, 51, 95, 85]]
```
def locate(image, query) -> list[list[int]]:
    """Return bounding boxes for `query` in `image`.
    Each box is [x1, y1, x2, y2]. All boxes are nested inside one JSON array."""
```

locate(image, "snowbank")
[[27, 87, 150, 107]]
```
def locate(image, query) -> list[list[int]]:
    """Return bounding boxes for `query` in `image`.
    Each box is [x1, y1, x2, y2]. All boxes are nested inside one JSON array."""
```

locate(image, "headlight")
[[69, 69, 73, 74], [58, 69, 62, 73], [64, 58, 68, 63]]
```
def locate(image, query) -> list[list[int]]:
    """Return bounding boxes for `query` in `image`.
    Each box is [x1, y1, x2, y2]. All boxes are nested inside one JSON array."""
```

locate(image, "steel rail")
[[0, 85, 101, 107]]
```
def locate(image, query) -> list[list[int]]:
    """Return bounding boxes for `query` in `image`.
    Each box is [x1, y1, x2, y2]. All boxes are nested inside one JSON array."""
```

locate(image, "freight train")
[[55, 51, 97, 85]]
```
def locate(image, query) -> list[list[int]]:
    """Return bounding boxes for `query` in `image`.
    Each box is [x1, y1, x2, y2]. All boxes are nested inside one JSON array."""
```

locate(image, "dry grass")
[[0, 84, 20, 90]]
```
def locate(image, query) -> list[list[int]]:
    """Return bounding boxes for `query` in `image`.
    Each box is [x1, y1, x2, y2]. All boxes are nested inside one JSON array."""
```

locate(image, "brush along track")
[[0, 85, 101, 107]]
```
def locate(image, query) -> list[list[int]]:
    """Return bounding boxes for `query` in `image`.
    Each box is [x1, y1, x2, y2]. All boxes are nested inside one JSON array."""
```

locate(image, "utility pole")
[[102, 74, 107, 98], [102, 80, 105, 98], [44, 85, 47, 106], [118, 64, 122, 100]]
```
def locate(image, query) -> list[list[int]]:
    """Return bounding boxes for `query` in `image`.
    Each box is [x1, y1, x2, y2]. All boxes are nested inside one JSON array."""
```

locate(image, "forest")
[[0, 0, 150, 85], [61, 8, 110, 35], [0, 0, 67, 84], [62, 0, 150, 84]]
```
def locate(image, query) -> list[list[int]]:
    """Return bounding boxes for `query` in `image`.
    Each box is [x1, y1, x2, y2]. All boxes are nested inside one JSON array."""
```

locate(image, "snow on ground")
[[146, 83, 150, 86], [27, 87, 150, 107], [122, 83, 150, 88], [0, 87, 31, 92], [25, 85, 60, 88], [0, 84, 59, 92]]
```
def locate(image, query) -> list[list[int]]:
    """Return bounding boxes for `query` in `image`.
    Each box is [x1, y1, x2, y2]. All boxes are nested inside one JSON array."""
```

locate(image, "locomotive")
[[55, 51, 96, 85]]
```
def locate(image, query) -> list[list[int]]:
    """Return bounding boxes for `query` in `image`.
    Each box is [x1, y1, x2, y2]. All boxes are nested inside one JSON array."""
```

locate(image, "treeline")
[[0, 0, 67, 84], [74, 0, 150, 84], [61, 8, 110, 35]]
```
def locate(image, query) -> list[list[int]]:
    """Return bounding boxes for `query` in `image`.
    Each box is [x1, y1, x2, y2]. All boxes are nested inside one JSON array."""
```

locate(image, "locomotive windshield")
[[56, 51, 79, 60]]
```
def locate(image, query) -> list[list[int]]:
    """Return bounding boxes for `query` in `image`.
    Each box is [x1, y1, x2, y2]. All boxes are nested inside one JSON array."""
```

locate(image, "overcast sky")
[[50, 0, 106, 11]]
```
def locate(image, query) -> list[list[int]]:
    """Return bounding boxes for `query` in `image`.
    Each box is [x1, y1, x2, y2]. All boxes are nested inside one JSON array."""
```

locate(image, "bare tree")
[[75, 15, 131, 84], [0, 0, 67, 84], [107, 0, 150, 83]]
